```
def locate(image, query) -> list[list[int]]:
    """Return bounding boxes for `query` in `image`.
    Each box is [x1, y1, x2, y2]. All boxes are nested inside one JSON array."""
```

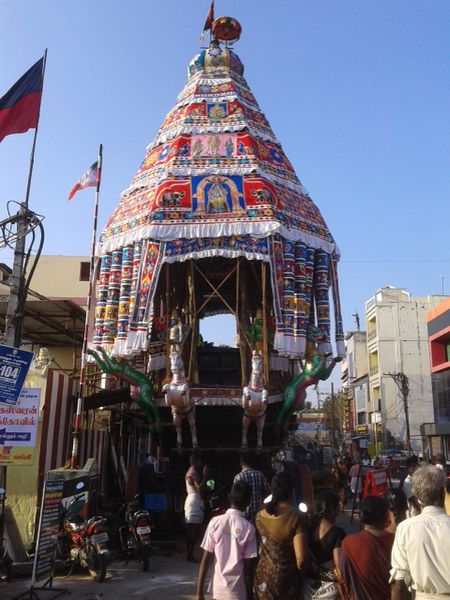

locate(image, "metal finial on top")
[[211, 16, 242, 43]]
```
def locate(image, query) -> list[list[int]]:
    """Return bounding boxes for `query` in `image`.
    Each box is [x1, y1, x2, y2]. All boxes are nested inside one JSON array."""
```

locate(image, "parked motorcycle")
[[119, 496, 152, 571], [56, 493, 109, 582]]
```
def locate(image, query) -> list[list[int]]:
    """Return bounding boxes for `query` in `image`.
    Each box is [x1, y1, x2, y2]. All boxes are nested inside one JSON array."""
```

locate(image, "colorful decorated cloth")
[[92, 37, 344, 359]]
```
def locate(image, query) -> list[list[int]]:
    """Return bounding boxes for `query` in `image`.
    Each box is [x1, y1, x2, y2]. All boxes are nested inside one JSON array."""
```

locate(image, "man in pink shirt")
[[195, 481, 257, 600]]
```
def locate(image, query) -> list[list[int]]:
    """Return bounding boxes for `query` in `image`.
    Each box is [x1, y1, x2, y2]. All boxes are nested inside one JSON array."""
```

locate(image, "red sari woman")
[[340, 495, 394, 600]]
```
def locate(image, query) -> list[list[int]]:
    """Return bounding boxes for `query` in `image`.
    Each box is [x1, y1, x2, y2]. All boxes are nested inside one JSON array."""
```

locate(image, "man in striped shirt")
[[233, 453, 270, 522]]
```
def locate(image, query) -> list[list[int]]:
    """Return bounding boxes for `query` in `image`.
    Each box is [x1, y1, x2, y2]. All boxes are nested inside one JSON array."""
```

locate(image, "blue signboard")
[[295, 421, 323, 433], [0, 345, 34, 406]]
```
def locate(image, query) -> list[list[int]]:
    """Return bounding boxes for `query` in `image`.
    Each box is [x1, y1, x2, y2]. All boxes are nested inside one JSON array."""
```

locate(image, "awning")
[[0, 296, 85, 347]]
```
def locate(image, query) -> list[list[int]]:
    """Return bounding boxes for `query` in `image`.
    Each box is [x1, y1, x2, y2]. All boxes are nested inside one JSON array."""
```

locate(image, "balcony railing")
[[369, 364, 379, 376], [367, 330, 377, 341]]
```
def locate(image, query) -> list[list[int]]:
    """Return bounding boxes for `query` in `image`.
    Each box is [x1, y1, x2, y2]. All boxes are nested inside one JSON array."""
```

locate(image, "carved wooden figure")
[[242, 351, 268, 448], [163, 349, 198, 448]]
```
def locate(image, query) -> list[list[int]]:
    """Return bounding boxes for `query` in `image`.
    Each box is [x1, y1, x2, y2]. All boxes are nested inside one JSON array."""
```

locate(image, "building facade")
[[422, 298, 450, 463], [341, 330, 374, 449], [341, 331, 367, 427], [365, 286, 448, 453]]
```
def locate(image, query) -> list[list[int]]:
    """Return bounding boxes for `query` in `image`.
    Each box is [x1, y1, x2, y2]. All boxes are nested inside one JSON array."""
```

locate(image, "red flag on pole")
[[202, 1, 215, 33], [67, 161, 100, 201], [0, 58, 44, 143]]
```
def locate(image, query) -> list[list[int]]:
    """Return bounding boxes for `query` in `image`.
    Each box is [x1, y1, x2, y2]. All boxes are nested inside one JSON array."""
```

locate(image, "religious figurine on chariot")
[[245, 309, 264, 353], [169, 309, 185, 350], [277, 326, 342, 436], [241, 350, 268, 449], [163, 347, 198, 449], [87, 346, 159, 432]]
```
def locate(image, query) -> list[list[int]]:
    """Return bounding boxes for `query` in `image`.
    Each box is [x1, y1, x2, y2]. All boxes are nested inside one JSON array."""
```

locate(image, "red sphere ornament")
[[212, 17, 242, 43]]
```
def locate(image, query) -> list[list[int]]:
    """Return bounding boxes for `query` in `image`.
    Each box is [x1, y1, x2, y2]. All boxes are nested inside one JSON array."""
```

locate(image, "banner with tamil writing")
[[0, 387, 39, 466]]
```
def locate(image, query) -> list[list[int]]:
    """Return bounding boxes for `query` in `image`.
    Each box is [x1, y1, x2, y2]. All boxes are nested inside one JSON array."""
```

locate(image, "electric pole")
[[331, 382, 337, 453], [385, 372, 412, 451], [2, 205, 44, 348], [4, 205, 28, 347]]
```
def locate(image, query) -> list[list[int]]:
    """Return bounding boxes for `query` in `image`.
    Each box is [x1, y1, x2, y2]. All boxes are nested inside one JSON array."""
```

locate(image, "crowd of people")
[[184, 452, 450, 600]]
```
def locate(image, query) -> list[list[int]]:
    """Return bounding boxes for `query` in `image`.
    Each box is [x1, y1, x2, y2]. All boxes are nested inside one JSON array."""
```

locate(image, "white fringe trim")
[[98, 221, 339, 256], [274, 333, 344, 360], [147, 121, 278, 151], [125, 330, 148, 354], [112, 337, 128, 357], [163, 247, 271, 264], [175, 76, 260, 108]]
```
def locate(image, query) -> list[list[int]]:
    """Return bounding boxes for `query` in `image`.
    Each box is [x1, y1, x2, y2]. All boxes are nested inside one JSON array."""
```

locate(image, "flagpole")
[[5, 49, 47, 348], [70, 144, 103, 469], [24, 49, 47, 210]]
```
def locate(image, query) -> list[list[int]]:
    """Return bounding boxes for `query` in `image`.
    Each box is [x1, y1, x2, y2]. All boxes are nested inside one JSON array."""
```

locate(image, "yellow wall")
[[5, 255, 88, 553], [27, 255, 89, 301], [5, 374, 46, 552], [6, 458, 40, 549]]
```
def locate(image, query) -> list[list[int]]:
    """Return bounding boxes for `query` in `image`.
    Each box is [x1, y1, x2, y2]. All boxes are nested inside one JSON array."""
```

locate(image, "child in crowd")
[[195, 481, 257, 600]]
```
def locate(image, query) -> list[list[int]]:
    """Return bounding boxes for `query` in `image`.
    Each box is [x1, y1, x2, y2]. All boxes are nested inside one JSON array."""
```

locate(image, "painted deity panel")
[[191, 175, 244, 215]]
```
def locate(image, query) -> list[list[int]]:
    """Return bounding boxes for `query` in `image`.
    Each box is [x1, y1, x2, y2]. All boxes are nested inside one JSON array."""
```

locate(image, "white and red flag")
[[67, 161, 100, 200]]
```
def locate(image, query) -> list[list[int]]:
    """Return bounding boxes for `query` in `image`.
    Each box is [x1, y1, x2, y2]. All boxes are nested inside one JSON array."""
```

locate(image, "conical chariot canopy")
[[93, 20, 344, 361]]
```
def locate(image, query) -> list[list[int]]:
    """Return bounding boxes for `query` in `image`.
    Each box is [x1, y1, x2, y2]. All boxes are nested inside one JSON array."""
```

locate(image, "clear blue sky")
[[0, 0, 449, 350]]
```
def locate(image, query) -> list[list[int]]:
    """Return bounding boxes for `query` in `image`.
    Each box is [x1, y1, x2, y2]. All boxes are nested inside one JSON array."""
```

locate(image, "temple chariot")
[[87, 16, 344, 472]]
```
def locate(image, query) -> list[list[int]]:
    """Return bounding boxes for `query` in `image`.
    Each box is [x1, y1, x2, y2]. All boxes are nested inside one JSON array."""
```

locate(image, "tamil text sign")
[[32, 478, 64, 585], [0, 387, 39, 466]]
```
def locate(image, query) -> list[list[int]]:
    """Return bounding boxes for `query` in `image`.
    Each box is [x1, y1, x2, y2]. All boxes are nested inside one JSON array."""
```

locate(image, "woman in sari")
[[340, 495, 394, 600], [254, 472, 309, 600], [302, 489, 346, 600]]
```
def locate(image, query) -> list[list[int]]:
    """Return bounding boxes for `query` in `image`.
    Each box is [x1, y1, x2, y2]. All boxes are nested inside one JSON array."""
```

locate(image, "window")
[[79, 261, 90, 281], [357, 412, 366, 425], [348, 352, 354, 379]]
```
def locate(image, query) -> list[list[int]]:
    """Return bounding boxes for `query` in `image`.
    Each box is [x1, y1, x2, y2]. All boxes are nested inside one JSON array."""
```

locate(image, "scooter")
[[56, 494, 110, 582], [119, 496, 152, 571]]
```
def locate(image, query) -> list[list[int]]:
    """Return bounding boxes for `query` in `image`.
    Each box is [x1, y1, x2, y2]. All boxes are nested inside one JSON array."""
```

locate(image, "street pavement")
[[2, 505, 360, 600], [2, 550, 201, 600]]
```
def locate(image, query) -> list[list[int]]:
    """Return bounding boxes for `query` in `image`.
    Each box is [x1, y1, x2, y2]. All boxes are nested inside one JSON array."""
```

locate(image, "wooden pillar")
[[261, 261, 269, 385], [236, 259, 246, 386], [164, 263, 170, 382], [238, 260, 248, 385], [188, 260, 198, 383]]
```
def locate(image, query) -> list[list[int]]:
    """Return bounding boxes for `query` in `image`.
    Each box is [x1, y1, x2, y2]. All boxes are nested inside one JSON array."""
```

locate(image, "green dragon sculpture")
[[277, 326, 342, 434], [88, 346, 159, 432]]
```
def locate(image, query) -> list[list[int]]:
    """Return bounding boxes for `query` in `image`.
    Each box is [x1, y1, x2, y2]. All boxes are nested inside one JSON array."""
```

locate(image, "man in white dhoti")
[[391, 465, 450, 600]]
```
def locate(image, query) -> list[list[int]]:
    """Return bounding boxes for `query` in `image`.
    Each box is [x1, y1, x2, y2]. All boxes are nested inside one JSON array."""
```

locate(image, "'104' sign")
[[0, 345, 34, 406]]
